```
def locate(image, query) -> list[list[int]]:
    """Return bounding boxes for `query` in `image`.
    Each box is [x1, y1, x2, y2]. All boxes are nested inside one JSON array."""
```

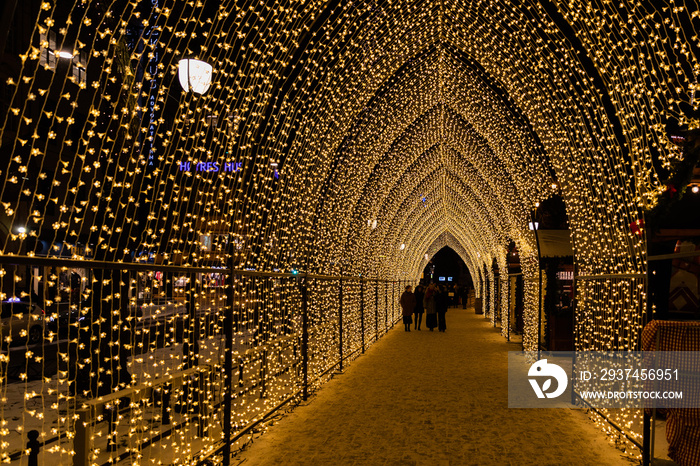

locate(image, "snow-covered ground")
[[0, 330, 278, 465], [233, 309, 639, 466]]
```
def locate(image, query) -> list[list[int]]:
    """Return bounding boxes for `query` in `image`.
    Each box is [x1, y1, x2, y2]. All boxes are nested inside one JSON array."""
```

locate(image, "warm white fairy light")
[[0, 0, 696, 462]]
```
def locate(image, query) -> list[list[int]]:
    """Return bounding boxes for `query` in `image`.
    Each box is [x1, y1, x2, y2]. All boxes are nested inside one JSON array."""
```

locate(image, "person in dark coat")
[[461, 284, 469, 309], [436, 285, 449, 332], [424, 283, 438, 331], [413, 285, 424, 330], [399, 285, 416, 332]]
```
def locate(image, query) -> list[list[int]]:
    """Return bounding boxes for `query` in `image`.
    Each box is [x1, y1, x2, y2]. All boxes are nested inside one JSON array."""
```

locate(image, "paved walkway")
[[233, 308, 634, 465]]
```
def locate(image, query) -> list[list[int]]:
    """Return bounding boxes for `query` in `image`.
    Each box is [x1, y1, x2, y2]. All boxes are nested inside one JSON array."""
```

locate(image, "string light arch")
[[0, 0, 698, 461]]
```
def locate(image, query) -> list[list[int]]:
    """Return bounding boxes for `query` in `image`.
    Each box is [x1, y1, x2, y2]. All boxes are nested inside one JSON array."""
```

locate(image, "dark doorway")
[[422, 246, 472, 288]]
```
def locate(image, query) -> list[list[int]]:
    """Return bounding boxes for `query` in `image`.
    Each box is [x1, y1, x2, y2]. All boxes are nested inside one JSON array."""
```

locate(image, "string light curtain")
[[0, 0, 698, 463]]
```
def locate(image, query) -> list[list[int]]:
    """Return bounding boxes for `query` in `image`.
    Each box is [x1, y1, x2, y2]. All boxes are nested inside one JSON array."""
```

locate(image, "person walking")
[[413, 285, 424, 330], [436, 285, 449, 332], [424, 283, 438, 331], [461, 284, 469, 309], [399, 285, 416, 332]]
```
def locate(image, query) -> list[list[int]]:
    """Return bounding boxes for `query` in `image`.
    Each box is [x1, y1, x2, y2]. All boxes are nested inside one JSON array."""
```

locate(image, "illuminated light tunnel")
[[0, 0, 698, 463]]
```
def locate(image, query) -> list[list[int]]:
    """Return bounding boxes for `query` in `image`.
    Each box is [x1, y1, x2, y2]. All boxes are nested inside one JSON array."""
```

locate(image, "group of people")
[[399, 283, 458, 332]]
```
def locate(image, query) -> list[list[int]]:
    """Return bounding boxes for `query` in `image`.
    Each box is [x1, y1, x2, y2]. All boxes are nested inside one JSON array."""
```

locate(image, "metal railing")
[[0, 254, 408, 465]]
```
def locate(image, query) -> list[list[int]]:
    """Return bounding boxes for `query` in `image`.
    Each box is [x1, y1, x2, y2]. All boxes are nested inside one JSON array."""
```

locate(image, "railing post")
[[239, 357, 245, 387], [338, 278, 344, 371], [571, 265, 578, 405], [222, 254, 235, 466], [494, 275, 499, 328], [185, 272, 197, 370], [27, 430, 40, 466], [374, 279, 379, 342], [106, 407, 117, 452], [198, 371, 209, 437], [162, 383, 171, 425], [260, 350, 267, 399], [392, 280, 396, 325], [401, 280, 404, 322], [360, 279, 365, 353], [532, 208, 542, 359], [301, 274, 309, 400], [485, 270, 490, 320], [384, 281, 388, 332], [643, 411, 651, 466], [73, 408, 90, 466], [572, 263, 578, 351], [507, 276, 511, 341]]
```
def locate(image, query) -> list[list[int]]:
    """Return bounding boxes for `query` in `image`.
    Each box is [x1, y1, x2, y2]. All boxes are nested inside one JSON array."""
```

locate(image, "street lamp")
[[178, 58, 213, 94]]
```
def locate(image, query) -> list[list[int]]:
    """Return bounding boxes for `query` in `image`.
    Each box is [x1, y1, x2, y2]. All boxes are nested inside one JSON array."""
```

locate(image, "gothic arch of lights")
[[0, 0, 697, 462]]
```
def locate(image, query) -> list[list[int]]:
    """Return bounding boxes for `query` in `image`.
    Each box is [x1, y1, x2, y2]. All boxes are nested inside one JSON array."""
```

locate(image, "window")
[[39, 30, 58, 70], [1, 303, 30, 318], [200, 235, 212, 251], [71, 51, 87, 85], [39, 30, 86, 85]]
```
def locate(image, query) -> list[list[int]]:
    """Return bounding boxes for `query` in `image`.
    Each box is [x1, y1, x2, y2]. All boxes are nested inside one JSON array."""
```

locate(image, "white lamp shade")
[[178, 59, 213, 94]]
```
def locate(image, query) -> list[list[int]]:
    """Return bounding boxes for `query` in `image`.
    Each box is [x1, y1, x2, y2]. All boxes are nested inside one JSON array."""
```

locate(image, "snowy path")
[[233, 307, 635, 466]]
